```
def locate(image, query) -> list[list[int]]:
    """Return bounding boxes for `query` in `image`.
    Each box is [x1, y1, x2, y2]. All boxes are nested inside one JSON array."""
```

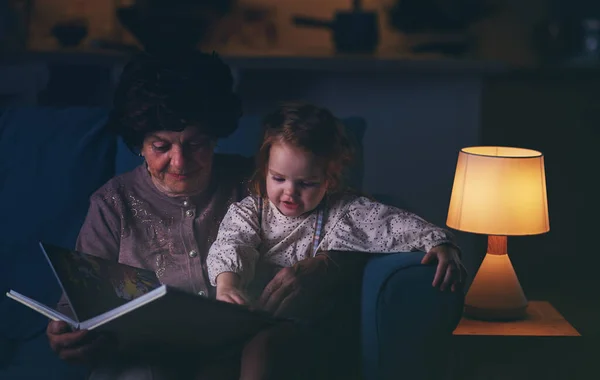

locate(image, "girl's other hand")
[[421, 244, 467, 292]]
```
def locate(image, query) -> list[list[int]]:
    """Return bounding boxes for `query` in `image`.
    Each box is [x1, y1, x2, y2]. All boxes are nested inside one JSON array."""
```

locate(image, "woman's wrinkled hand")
[[421, 243, 467, 292], [257, 254, 337, 319], [46, 320, 115, 366]]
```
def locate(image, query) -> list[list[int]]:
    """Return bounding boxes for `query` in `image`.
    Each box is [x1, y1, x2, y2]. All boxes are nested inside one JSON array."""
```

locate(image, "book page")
[[6, 290, 79, 327], [40, 243, 162, 321]]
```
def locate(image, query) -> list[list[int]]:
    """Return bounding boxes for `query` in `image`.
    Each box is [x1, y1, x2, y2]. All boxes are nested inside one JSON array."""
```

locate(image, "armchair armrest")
[[361, 252, 464, 380]]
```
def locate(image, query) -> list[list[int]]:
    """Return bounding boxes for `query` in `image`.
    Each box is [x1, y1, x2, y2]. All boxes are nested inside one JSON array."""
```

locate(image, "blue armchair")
[[362, 252, 464, 380], [0, 107, 463, 380]]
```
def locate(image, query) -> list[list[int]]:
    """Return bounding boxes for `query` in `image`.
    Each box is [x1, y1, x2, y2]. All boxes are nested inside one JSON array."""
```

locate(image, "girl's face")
[[141, 126, 215, 197], [266, 142, 328, 217]]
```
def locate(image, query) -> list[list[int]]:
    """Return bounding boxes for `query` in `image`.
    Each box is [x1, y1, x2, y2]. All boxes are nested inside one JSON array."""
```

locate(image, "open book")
[[6, 243, 284, 354]]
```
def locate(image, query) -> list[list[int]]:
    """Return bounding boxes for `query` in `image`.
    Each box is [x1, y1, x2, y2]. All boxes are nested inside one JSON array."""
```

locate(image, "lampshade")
[[446, 146, 550, 236]]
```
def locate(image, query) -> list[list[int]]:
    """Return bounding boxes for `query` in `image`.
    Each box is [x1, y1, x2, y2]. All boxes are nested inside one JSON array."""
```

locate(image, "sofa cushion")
[[0, 332, 88, 379], [0, 337, 13, 368], [0, 107, 116, 340]]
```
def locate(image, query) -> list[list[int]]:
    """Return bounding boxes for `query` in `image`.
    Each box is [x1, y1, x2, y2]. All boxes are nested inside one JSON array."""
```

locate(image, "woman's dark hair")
[[108, 50, 242, 152], [249, 102, 354, 197]]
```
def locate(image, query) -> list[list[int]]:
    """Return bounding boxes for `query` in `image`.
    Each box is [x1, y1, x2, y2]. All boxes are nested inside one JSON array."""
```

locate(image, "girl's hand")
[[421, 243, 467, 292], [216, 286, 250, 305], [215, 272, 249, 305]]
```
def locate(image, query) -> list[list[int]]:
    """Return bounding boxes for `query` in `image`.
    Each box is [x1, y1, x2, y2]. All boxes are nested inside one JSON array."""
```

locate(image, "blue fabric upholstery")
[[213, 114, 263, 158], [0, 107, 116, 339], [0, 107, 115, 380], [0, 333, 88, 380], [0, 107, 462, 380], [361, 252, 464, 380]]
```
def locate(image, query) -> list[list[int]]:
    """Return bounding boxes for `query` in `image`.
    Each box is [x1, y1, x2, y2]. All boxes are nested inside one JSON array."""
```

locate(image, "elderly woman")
[[45, 51, 368, 380]]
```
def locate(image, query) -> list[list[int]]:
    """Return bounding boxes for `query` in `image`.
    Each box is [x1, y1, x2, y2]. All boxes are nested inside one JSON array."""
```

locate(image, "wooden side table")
[[449, 301, 582, 380]]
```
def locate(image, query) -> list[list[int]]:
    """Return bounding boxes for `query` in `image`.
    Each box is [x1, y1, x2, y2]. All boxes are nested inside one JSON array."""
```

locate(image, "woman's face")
[[141, 126, 216, 197]]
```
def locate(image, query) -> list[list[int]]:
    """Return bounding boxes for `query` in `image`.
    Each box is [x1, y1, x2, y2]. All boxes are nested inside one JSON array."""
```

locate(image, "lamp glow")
[[446, 146, 550, 320]]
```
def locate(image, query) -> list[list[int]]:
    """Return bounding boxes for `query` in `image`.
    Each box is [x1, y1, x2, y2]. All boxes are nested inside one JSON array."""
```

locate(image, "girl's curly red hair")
[[249, 102, 354, 197]]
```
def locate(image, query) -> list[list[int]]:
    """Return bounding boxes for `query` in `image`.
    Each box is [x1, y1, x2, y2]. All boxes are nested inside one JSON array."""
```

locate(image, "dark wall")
[[480, 69, 600, 297]]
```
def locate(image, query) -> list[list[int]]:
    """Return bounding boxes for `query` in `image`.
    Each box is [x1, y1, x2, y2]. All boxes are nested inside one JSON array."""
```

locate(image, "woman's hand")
[[216, 272, 249, 305], [46, 320, 115, 365], [257, 254, 336, 319], [421, 243, 467, 292]]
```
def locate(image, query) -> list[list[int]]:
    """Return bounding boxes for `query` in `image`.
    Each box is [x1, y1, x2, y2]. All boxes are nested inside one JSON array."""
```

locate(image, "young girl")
[[207, 102, 465, 308]]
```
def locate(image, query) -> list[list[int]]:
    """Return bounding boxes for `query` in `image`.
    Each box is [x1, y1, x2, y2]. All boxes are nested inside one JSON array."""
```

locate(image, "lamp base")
[[464, 303, 528, 321], [464, 235, 529, 321]]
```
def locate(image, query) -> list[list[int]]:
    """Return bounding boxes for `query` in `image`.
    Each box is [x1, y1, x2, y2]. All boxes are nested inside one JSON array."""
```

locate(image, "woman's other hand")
[[46, 320, 115, 365], [421, 243, 467, 292], [257, 254, 336, 319]]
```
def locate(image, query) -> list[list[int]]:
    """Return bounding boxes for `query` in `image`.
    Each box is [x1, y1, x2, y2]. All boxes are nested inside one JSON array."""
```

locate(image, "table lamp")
[[446, 146, 550, 320]]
